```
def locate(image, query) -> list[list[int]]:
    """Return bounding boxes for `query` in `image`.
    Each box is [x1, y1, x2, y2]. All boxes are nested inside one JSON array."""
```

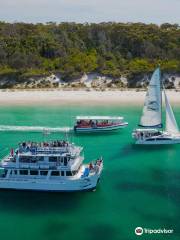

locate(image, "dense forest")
[[0, 21, 180, 85]]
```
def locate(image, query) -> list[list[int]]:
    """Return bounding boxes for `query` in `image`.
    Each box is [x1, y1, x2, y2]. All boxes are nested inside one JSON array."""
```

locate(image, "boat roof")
[[135, 129, 161, 132], [76, 116, 123, 120]]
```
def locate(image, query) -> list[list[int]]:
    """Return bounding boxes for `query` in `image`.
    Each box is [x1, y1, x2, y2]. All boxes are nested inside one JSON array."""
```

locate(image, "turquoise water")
[[0, 105, 180, 240]]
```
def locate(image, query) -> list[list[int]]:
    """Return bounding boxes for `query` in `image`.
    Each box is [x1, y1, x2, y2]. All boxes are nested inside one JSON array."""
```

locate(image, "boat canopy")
[[76, 116, 123, 120]]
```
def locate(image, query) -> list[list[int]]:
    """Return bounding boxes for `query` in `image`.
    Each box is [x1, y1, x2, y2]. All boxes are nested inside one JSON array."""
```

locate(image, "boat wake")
[[0, 125, 72, 133]]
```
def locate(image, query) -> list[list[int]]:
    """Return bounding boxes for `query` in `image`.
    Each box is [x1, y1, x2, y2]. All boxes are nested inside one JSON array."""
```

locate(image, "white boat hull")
[[0, 174, 101, 192], [135, 140, 180, 145], [134, 136, 180, 145], [75, 122, 128, 133]]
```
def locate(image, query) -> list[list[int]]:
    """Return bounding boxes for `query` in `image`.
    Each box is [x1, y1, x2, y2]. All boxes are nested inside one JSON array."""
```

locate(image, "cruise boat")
[[132, 67, 180, 145], [0, 140, 103, 192], [74, 116, 128, 133]]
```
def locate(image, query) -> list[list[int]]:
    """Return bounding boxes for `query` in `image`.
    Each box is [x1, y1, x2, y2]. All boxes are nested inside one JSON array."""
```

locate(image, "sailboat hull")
[[135, 135, 180, 145]]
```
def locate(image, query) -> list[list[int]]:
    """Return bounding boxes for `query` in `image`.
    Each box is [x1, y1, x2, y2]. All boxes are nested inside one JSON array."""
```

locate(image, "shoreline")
[[0, 89, 179, 106]]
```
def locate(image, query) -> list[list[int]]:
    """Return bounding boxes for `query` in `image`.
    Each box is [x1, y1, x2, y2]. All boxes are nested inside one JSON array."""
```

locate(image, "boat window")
[[64, 157, 67, 166], [51, 171, 60, 176], [40, 171, 48, 176], [158, 138, 171, 140], [30, 170, 39, 175], [0, 168, 5, 177], [14, 170, 17, 175], [61, 171, 64, 176], [72, 171, 77, 176], [66, 171, 72, 176], [49, 157, 57, 162], [19, 156, 31, 163], [59, 157, 64, 163], [20, 170, 28, 175], [37, 156, 44, 161]]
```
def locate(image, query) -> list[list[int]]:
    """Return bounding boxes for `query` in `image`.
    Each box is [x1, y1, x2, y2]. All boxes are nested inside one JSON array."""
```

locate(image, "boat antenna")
[[64, 129, 69, 142]]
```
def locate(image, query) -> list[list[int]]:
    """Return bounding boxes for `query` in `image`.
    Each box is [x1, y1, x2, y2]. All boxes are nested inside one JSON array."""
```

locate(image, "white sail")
[[139, 68, 162, 128], [164, 90, 179, 135]]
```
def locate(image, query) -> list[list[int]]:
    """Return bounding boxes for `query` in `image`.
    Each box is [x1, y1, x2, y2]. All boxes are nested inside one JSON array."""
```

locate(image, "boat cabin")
[[0, 168, 79, 178], [75, 116, 124, 128], [133, 129, 162, 139], [1, 140, 83, 172]]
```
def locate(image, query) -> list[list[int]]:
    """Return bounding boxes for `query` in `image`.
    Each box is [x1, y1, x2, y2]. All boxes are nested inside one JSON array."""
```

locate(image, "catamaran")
[[132, 67, 180, 144], [0, 140, 103, 192], [74, 116, 128, 133]]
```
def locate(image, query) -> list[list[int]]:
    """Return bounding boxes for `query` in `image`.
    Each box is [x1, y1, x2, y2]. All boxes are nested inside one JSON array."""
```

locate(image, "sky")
[[0, 0, 180, 24]]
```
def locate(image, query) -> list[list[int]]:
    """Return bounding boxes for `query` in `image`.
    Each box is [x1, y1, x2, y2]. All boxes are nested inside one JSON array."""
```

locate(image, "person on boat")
[[155, 131, 162, 136], [10, 148, 14, 157], [92, 121, 96, 127], [96, 158, 102, 166], [89, 162, 94, 170], [135, 132, 140, 139], [26, 145, 30, 152], [89, 120, 92, 126], [75, 120, 80, 127]]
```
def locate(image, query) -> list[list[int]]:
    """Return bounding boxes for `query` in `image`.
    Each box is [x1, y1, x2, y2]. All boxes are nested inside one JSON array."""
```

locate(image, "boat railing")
[[0, 160, 77, 170], [18, 146, 75, 155], [0, 162, 15, 168], [0, 155, 12, 164], [36, 146, 69, 152]]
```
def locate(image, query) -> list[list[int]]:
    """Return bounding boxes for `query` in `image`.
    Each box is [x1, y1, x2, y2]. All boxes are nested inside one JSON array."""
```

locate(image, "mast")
[[160, 67, 163, 130]]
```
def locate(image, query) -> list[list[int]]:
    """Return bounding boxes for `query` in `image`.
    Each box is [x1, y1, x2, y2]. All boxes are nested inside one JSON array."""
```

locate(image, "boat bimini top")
[[76, 116, 124, 121]]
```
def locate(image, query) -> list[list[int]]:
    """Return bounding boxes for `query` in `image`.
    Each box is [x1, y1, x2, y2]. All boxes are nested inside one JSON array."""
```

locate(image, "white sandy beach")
[[0, 89, 179, 106]]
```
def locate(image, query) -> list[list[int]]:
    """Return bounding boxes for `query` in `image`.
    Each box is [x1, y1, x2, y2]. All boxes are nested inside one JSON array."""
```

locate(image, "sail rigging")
[[164, 90, 179, 135], [139, 67, 162, 128]]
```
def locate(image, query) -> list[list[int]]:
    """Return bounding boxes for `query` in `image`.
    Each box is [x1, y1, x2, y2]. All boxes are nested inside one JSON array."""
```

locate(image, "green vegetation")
[[0, 21, 180, 84]]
